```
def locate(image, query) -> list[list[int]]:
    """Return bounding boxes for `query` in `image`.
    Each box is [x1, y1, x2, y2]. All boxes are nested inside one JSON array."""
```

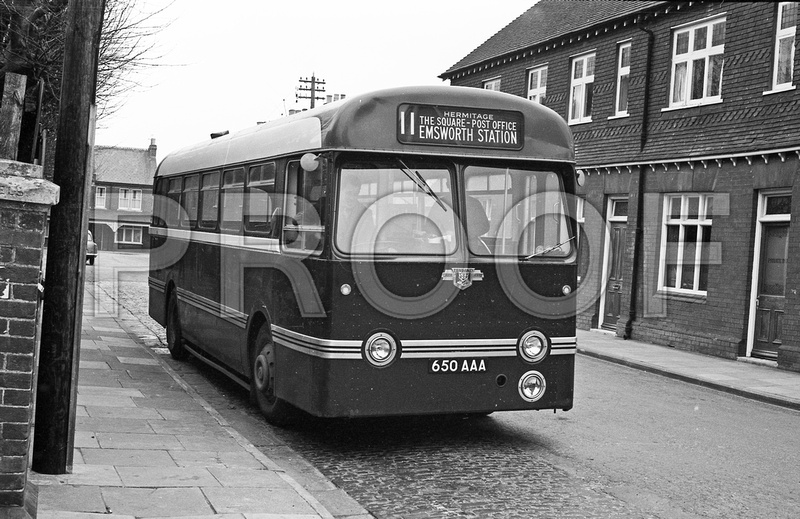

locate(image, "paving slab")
[[202, 487, 319, 515], [80, 448, 177, 467], [101, 487, 216, 517]]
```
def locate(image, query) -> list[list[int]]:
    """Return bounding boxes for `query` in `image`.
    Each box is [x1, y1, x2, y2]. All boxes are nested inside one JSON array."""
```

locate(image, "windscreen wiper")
[[523, 235, 576, 261], [396, 158, 447, 212]]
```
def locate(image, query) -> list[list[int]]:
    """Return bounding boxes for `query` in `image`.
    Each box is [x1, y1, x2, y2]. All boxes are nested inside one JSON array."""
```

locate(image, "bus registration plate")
[[429, 359, 487, 374]]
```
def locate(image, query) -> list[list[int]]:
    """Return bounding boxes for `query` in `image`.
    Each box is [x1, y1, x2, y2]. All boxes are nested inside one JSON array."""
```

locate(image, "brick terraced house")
[[90, 139, 157, 251], [441, 1, 800, 372]]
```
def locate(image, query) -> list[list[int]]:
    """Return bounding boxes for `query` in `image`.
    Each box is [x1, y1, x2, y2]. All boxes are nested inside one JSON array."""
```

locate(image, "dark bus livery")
[[149, 85, 578, 424]]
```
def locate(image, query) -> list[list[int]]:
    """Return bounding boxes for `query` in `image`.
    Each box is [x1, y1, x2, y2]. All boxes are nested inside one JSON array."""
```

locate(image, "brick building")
[[90, 139, 157, 251], [441, 1, 800, 372]]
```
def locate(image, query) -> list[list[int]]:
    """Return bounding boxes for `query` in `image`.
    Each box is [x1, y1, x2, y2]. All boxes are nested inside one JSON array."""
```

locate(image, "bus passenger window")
[[166, 178, 182, 227], [245, 163, 277, 234], [181, 175, 199, 228], [221, 168, 245, 231], [199, 171, 220, 229], [283, 161, 325, 253]]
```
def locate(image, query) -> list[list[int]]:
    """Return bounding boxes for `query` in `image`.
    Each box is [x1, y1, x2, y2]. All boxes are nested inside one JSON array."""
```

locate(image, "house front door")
[[753, 223, 789, 359]]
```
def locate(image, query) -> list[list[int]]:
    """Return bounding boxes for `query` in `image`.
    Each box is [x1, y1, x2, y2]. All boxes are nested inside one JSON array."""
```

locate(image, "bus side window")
[[221, 168, 245, 231], [181, 175, 199, 228], [283, 160, 325, 252], [245, 163, 276, 234], [166, 178, 182, 227], [152, 178, 167, 227], [199, 171, 220, 230]]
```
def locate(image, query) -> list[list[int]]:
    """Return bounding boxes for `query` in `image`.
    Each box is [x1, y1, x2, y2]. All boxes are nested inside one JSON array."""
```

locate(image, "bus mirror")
[[300, 153, 319, 172], [576, 169, 585, 187]]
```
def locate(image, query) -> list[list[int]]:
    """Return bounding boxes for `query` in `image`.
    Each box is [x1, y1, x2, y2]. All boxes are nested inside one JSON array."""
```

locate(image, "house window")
[[660, 194, 714, 293], [669, 17, 726, 108], [95, 186, 106, 209], [773, 2, 798, 90], [483, 77, 501, 91], [569, 52, 595, 124], [118, 188, 142, 211], [615, 42, 631, 116], [116, 225, 143, 245], [527, 66, 547, 103]]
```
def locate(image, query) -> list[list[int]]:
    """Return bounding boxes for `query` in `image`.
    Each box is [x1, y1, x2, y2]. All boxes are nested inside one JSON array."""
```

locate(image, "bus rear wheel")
[[166, 291, 187, 360], [252, 327, 295, 426]]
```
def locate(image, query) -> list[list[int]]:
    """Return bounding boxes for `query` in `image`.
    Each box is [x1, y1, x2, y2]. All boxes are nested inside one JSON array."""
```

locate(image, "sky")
[[93, 1, 536, 162]]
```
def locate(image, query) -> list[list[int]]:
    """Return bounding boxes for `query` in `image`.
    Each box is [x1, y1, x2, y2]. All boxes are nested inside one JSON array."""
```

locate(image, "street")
[[88, 251, 800, 518]]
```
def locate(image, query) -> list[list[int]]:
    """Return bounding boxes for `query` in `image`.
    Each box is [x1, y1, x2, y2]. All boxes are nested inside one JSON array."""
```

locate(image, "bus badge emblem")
[[442, 268, 484, 290]]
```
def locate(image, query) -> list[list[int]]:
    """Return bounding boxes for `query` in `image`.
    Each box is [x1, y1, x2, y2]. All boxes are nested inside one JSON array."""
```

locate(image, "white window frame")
[[131, 189, 142, 211], [95, 186, 106, 209], [658, 193, 714, 294], [483, 77, 501, 91], [527, 65, 548, 104], [115, 225, 143, 245], [769, 2, 798, 93], [569, 52, 595, 124], [118, 188, 142, 211], [614, 42, 631, 117], [668, 16, 726, 109]]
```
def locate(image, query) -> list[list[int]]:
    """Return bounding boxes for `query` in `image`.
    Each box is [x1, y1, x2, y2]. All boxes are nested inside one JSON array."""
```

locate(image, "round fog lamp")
[[518, 371, 546, 402], [364, 332, 397, 368], [518, 330, 549, 364]]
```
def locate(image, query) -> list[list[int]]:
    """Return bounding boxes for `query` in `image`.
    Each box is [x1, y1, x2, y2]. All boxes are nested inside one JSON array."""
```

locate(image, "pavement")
[[29, 284, 373, 519], [27, 284, 800, 518]]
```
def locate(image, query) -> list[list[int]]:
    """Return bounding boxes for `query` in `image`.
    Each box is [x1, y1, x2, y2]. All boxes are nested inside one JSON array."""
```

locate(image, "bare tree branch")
[[0, 0, 172, 133]]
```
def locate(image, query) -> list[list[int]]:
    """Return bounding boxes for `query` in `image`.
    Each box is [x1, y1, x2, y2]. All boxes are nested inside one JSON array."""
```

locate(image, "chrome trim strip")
[[148, 277, 166, 293], [150, 227, 281, 253], [550, 336, 577, 356], [176, 287, 247, 329], [270, 326, 576, 359]]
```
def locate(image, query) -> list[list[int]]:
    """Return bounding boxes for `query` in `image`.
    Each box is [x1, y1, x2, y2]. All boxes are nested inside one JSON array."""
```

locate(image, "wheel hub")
[[254, 352, 272, 392]]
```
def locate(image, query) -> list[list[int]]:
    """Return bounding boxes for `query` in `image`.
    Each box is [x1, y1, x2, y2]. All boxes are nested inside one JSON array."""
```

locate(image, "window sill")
[[654, 290, 707, 303], [763, 85, 796, 96], [661, 98, 723, 112], [568, 119, 593, 126], [607, 113, 630, 120]]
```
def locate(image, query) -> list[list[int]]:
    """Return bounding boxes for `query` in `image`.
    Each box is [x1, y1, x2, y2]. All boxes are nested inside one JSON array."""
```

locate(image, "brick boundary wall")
[[0, 163, 59, 519]]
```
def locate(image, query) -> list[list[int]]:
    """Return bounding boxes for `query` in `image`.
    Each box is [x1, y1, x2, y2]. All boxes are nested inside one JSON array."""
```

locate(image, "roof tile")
[[442, 0, 667, 76], [94, 146, 156, 186]]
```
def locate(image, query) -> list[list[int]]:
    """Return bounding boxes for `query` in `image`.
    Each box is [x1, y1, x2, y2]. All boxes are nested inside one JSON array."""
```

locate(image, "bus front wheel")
[[166, 291, 187, 360], [252, 327, 295, 426]]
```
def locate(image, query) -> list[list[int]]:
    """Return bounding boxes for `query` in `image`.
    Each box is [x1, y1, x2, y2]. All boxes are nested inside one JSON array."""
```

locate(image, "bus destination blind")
[[397, 104, 524, 150]]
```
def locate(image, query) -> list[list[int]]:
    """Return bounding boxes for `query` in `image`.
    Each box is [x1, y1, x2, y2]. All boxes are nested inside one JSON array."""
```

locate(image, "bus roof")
[[156, 85, 574, 178]]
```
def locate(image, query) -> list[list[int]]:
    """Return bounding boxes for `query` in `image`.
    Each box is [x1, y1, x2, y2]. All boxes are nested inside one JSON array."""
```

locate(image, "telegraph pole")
[[297, 74, 326, 109], [33, 0, 106, 474]]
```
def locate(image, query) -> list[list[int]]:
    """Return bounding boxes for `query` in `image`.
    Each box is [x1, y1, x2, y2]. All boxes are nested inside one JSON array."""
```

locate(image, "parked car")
[[86, 230, 98, 265]]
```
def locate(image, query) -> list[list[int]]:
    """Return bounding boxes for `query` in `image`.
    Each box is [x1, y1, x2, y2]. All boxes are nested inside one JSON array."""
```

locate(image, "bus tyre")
[[166, 291, 187, 360], [252, 327, 295, 426]]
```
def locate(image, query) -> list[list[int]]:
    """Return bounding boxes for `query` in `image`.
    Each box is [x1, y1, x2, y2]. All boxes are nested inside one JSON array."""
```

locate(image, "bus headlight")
[[518, 330, 549, 364], [363, 332, 398, 368], [518, 371, 546, 402]]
